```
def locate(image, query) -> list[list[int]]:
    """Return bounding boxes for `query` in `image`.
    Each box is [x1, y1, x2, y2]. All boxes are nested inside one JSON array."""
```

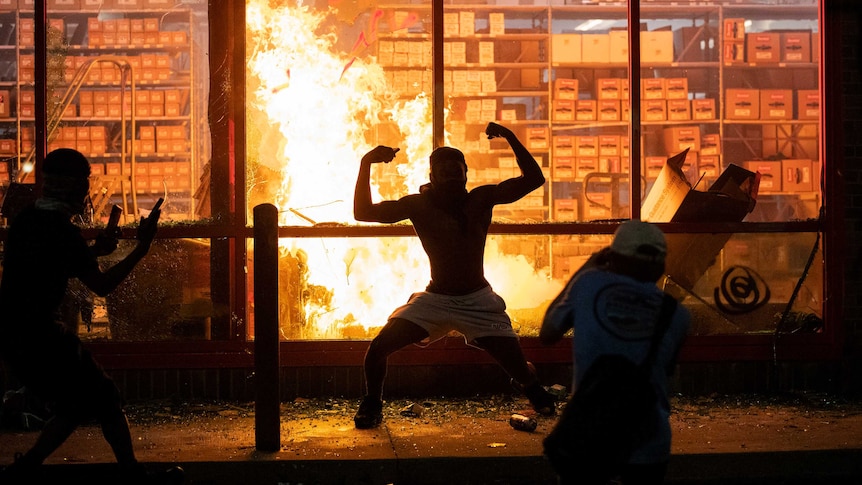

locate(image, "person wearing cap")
[[540, 220, 690, 484], [0, 149, 182, 484], [352, 122, 557, 429]]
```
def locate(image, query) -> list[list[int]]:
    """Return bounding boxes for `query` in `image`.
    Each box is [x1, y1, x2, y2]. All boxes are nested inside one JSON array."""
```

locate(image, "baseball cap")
[[610, 220, 667, 262]]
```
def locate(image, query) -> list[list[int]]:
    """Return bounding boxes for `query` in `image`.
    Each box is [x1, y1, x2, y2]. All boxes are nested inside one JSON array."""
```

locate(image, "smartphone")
[[152, 197, 164, 212], [107, 204, 123, 230]]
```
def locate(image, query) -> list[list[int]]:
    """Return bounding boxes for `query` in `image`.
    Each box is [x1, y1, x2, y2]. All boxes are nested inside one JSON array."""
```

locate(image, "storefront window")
[[0, 3, 211, 225], [240, 0, 822, 342], [0, 1, 822, 344]]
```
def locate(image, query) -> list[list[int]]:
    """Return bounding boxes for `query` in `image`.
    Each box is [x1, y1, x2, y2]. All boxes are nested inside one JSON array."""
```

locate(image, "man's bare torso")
[[408, 188, 494, 295]]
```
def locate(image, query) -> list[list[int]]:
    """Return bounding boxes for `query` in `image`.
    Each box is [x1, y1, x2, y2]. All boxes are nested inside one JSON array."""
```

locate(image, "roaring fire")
[[246, 1, 562, 339]]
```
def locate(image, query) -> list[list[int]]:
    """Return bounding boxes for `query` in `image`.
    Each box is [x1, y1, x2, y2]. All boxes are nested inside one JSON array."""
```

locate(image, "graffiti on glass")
[[714, 265, 771, 315]]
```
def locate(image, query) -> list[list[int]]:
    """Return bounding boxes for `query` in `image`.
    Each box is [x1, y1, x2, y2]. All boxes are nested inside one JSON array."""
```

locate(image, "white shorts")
[[388, 286, 518, 344]]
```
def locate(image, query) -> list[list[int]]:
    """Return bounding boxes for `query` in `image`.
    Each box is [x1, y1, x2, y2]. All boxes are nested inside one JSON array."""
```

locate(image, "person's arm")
[[539, 248, 611, 344], [540, 275, 576, 345], [485, 122, 545, 204], [354, 145, 411, 223], [77, 209, 160, 297]]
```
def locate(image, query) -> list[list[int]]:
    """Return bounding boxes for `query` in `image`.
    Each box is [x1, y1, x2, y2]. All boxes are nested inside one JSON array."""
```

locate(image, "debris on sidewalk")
[[400, 403, 424, 418]]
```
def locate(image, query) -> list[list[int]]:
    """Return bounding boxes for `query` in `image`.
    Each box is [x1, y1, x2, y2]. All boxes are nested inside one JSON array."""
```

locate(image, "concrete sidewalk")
[[2, 395, 862, 484]]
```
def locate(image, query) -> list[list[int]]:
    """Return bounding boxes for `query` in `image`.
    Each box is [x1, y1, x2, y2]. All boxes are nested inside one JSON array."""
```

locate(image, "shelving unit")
[[372, 1, 819, 225], [0, 4, 204, 223]]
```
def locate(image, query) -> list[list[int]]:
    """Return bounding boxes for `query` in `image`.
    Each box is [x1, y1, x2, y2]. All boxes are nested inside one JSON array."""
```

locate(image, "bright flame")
[[246, 1, 562, 339]]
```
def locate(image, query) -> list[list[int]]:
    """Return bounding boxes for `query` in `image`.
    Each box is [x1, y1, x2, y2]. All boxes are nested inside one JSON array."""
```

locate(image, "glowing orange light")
[[246, 1, 561, 339]]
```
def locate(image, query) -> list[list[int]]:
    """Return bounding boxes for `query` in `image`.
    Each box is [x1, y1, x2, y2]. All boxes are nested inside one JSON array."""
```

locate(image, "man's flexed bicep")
[[485, 122, 545, 205], [354, 145, 411, 223]]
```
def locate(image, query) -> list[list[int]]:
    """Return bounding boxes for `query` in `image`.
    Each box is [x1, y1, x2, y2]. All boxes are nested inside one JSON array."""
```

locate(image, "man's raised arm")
[[354, 145, 401, 222], [486, 122, 545, 201]]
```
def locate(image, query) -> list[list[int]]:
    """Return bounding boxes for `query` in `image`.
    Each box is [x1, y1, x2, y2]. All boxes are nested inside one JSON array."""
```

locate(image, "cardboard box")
[[644, 156, 665, 179], [596, 78, 621, 100], [747, 32, 781, 63], [701, 133, 721, 156], [726, 89, 760, 120], [665, 78, 689, 99], [553, 136, 575, 157], [663, 126, 701, 153], [797, 90, 820, 120], [723, 42, 745, 63], [553, 99, 575, 121], [553, 157, 576, 180], [641, 30, 674, 63], [575, 100, 596, 121], [527, 127, 549, 150], [643, 151, 759, 293], [49, 0, 80, 9], [642, 99, 666, 121], [609, 30, 628, 63], [724, 18, 746, 41], [781, 31, 811, 63], [691, 98, 716, 120], [90, 126, 106, 141], [0, 139, 16, 154], [0, 90, 9, 117], [782, 159, 813, 192], [576, 157, 598, 180], [554, 78, 578, 100], [642, 78, 666, 100], [599, 156, 621, 173], [459, 11, 475, 37], [489, 12, 505, 36], [583, 191, 612, 220], [760, 89, 793, 120], [576, 136, 598, 157], [745, 160, 781, 192], [551, 34, 581, 64], [581, 34, 610, 63], [598, 100, 620, 121], [667, 99, 691, 121], [598, 135, 620, 157], [554, 198, 578, 221]]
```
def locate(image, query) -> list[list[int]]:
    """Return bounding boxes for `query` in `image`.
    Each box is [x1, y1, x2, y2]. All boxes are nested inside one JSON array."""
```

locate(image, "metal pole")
[[628, 1, 642, 220], [432, 0, 444, 148], [253, 203, 280, 452], [34, 0, 46, 192]]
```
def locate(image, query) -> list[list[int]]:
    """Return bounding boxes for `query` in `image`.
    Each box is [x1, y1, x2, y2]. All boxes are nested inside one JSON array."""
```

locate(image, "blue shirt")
[[543, 268, 691, 464]]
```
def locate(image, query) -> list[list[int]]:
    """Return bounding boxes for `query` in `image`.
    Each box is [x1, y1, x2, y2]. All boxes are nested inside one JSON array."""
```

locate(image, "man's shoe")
[[353, 396, 383, 429], [524, 382, 557, 416]]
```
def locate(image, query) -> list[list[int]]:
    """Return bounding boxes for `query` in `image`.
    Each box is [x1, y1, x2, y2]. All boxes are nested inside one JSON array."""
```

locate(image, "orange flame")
[[246, 1, 562, 339]]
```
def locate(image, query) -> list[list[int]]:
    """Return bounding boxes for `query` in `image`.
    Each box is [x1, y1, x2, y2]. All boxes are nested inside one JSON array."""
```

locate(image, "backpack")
[[542, 293, 677, 483]]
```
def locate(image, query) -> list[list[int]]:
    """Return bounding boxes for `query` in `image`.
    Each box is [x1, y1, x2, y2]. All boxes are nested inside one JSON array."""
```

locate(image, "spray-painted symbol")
[[714, 265, 770, 314]]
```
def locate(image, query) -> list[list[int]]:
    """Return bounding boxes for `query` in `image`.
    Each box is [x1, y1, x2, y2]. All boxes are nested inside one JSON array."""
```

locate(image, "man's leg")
[[16, 414, 77, 466], [355, 318, 428, 429], [100, 403, 137, 465], [472, 336, 556, 415]]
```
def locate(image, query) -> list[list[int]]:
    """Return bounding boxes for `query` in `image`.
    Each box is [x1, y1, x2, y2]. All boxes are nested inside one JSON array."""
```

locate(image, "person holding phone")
[[351, 122, 557, 429], [0, 149, 182, 484]]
